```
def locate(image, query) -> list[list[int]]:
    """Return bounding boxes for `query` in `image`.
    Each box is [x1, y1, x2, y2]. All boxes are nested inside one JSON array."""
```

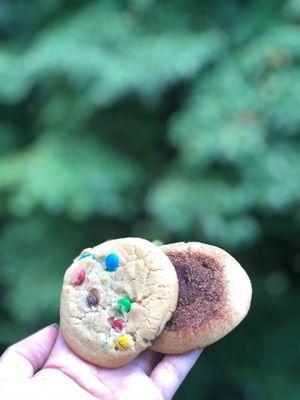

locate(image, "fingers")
[[150, 349, 202, 400], [96, 349, 161, 387], [33, 368, 100, 400], [0, 324, 58, 381], [127, 350, 162, 375], [43, 329, 113, 399], [135, 350, 162, 375], [93, 350, 160, 397]]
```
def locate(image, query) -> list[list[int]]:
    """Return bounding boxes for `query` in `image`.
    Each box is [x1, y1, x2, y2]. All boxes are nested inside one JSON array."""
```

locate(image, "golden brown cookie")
[[151, 242, 252, 354], [60, 238, 178, 368]]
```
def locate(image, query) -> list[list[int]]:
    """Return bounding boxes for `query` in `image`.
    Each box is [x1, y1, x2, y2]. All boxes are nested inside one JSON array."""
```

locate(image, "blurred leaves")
[[0, 133, 143, 218], [0, 1, 300, 399], [0, 3, 225, 105]]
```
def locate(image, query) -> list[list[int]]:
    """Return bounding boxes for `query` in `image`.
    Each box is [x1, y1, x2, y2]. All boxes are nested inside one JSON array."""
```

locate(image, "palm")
[[0, 325, 201, 400], [40, 332, 164, 400]]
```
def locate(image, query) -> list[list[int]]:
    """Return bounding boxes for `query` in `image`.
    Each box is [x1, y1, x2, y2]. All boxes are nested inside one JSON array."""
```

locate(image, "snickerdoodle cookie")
[[151, 242, 252, 354]]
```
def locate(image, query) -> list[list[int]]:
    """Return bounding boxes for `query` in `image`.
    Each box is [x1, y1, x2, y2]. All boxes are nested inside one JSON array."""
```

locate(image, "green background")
[[1, 1, 300, 398]]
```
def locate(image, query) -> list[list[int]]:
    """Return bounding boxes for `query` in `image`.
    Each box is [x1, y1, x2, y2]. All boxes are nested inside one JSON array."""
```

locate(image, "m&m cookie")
[[60, 238, 178, 368]]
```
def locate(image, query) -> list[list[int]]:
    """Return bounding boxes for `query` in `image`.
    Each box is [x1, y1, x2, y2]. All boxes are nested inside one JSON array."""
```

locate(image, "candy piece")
[[105, 253, 119, 271], [116, 298, 131, 313], [86, 289, 99, 307], [79, 253, 94, 260], [116, 335, 134, 350], [73, 269, 86, 285], [112, 319, 126, 332], [107, 317, 126, 332]]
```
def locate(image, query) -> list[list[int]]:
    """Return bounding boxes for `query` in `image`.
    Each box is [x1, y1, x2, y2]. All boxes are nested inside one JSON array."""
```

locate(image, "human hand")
[[0, 324, 201, 400]]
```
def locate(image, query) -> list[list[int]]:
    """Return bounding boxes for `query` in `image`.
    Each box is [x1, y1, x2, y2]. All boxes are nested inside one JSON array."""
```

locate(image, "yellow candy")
[[116, 335, 134, 350]]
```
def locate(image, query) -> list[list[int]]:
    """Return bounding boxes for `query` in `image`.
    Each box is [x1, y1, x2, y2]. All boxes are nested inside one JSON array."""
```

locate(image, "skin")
[[0, 324, 201, 400]]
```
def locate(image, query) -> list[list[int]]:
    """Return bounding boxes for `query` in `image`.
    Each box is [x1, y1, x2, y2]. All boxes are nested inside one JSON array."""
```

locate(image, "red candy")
[[107, 317, 125, 332], [73, 269, 86, 285], [112, 319, 126, 332]]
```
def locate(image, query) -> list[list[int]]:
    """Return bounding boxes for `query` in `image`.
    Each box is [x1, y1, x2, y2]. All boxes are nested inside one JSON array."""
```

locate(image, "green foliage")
[[0, 1, 300, 399]]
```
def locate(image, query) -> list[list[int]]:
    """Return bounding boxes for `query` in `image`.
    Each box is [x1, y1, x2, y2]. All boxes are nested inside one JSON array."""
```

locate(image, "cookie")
[[60, 237, 178, 368], [151, 242, 252, 354]]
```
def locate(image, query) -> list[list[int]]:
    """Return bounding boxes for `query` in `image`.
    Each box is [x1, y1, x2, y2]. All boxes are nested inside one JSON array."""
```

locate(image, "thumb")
[[43, 329, 113, 399], [0, 324, 58, 381]]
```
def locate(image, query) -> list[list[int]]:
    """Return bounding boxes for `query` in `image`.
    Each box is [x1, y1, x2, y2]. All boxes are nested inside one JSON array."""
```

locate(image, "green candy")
[[116, 297, 131, 313]]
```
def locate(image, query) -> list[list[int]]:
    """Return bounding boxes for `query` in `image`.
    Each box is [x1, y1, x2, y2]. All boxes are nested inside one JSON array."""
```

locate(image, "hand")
[[0, 324, 201, 400]]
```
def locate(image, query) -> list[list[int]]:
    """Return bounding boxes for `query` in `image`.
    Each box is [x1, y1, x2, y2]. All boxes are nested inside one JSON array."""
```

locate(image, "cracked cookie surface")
[[60, 237, 178, 368]]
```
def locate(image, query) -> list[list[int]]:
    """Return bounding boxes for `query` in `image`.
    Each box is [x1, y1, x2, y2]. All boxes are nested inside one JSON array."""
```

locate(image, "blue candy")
[[79, 253, 93, 260], [105, 253, 119, 271]]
